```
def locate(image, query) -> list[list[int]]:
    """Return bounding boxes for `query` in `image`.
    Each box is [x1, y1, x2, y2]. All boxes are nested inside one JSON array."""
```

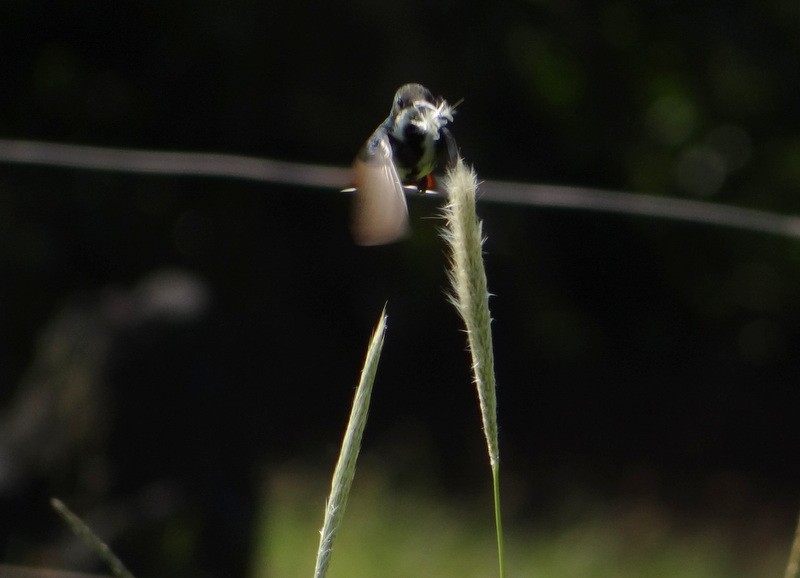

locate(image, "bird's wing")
[[351, 128, 409, 245]]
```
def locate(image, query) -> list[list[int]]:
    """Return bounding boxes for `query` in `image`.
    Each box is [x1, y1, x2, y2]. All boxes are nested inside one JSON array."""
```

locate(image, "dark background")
[[1, 1, 799, 576]]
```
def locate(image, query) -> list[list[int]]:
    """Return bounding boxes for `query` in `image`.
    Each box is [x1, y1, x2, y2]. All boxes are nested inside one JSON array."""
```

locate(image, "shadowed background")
[[1, 1, 799, 576]]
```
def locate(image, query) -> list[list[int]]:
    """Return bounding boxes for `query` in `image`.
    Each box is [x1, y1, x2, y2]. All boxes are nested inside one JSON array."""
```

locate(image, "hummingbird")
[[351, 83, 459, 245]]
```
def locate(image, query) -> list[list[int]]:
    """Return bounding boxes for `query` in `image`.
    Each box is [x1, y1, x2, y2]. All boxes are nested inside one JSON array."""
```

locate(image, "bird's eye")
[[397, 97, 404, 108]]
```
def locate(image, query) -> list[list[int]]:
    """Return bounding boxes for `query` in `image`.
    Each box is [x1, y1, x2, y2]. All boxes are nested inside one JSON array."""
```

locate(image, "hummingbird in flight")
[[351, 83, 459, 245]]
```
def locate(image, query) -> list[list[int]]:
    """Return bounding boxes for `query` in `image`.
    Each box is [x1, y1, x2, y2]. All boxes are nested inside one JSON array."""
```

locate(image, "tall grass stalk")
[[51, 498, 135, 578], [441, 158, 505, 578], [313, 310, 387, 578], [785, 512, 800, 578]]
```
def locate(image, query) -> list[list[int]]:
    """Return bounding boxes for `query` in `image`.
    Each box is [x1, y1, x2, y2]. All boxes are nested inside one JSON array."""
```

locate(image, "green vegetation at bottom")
[[249, 469, 789, 578]]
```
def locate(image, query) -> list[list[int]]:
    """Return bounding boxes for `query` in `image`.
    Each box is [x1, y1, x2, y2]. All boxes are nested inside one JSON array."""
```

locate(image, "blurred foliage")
[[255, 467, 791, 578]]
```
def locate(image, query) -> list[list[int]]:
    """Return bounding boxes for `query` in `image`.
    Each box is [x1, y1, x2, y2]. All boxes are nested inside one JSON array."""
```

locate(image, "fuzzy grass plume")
[[441, 158, 505, 578], [313, 310, 387, 578]]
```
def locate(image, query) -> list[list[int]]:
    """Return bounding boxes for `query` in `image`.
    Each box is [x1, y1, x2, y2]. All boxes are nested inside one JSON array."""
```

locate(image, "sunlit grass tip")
[[313, 309, 387, 578], [785, 511, 800, 578], [51, 498, 136, 578], [441, 158, 499, 468], [441, 157, 505, 578]]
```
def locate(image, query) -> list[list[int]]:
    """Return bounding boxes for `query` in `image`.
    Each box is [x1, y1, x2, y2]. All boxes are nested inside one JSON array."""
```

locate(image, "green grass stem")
[[312, 309, 387, 578]]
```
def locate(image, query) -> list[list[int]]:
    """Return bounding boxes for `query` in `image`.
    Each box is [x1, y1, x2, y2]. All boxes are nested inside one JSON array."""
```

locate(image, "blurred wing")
[[0, 565, 111, 578], [351, 129, 409, 245]]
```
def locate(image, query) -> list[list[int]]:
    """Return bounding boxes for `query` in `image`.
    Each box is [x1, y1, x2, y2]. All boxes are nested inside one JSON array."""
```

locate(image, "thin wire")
[[478, 180, 800, 239], [0, 138, 351, 187], [2, 138, 800, 239]]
